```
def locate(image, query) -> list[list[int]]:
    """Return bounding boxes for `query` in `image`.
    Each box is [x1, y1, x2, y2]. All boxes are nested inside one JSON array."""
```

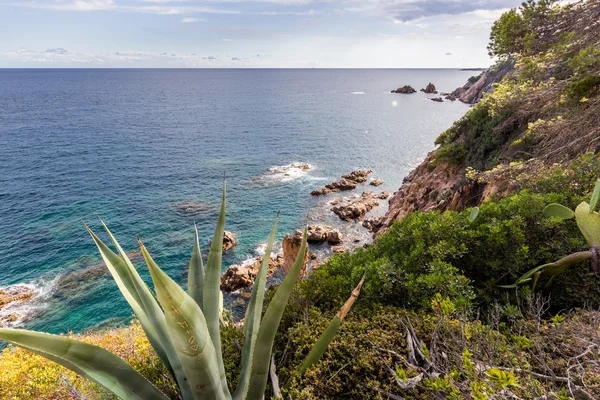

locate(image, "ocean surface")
[[0, 68, 473, 335]]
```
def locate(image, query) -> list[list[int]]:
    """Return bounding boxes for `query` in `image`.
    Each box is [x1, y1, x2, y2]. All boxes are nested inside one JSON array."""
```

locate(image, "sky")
[[0, 0, 526, 68]]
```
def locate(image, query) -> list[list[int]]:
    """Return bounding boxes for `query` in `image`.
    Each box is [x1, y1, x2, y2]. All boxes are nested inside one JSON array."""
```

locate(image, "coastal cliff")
[[379, 0, 600, 233]]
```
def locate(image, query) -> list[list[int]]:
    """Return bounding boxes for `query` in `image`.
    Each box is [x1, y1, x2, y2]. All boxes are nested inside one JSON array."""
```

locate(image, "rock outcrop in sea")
[[331, 191, 389, 221], [391, 85, 417, 94], [310, 169, 373, 196], [420, 83, 438, 94], [430, 97, 443, 102]]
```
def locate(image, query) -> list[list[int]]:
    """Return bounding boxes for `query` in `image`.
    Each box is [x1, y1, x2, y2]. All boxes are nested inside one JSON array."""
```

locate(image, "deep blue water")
[[0, 68, 473, 334]]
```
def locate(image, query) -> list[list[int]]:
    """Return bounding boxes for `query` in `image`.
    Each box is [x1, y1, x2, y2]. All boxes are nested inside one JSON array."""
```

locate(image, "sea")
[[0, 68, 474, 335]]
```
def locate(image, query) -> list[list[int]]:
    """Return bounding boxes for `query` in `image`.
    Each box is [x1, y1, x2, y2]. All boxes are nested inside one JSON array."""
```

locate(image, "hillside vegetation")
[[2, 1, 600, 399]]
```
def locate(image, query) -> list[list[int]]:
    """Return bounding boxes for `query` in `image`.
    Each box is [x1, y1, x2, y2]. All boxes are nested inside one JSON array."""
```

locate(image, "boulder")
[[220, 255, 282, 292], [0, 285, 35, 309], [420, 83, 438, 94], [332, 247, 345, 253], [430, 97, 444, 102], [222, 231, 237, 251], [445, 94, 457, 101], [331, 191, 382, 220], [362, 217, 383, 232], [391, 85, 417, 94], [370, 178, 384, 186], [327, 230, 344, 245], [376, 191, 391, 199], [282, 232, 309, 275], [310, 170, 373, 196]]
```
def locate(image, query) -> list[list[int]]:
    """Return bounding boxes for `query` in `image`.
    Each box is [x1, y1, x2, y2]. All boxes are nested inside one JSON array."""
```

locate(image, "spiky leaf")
[[298, 274, 366, 375], [188, 224, 204, 309], [233, 215, 278, 400], [87, 225, 193, 399], [139, 240, 230, 400], [203, 181, 230, 397], [246, 228, 308, 399], [0, 329, 168, 400]]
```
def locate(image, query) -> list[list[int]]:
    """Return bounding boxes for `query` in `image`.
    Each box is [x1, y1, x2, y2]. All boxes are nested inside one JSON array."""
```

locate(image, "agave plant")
[[503, 180, 600, 290], [0, 183, 365, 399]]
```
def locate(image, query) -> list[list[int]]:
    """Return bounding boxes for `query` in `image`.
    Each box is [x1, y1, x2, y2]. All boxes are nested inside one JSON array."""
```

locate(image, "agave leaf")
[[246, 228, 308, 400], [543, 203, 575, 220], [468, 207, 480, 222], [531, 271, 541, 292], [0, 329, 168, 400], [139, 240, 230, 400], [87, 226, 194, 399], [298, 273, 366, 376], [590, 180, 600, 213], [575, 202, 600, 247], [233, 215, 278, 400], [203, 181, 230, 397], [188, 224, 204, 309]]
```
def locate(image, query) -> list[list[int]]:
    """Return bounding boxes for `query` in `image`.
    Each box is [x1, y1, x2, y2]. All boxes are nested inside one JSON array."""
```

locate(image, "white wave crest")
[[253, 162, 314, 184], [0, 278, 57, 327], [351, 91, 365, 95]]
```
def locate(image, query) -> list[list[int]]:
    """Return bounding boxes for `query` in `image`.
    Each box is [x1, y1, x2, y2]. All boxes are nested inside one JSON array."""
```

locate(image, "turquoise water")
[[0, 68, 473, 334]]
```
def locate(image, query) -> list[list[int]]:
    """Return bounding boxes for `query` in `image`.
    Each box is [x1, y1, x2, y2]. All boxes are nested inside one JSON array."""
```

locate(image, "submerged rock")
[[430, 97, 444, 102], [391, 85, 417, 94], [311, 170, 373, 196], [175, 201, 212, 214], [420, 83, 438, 94]]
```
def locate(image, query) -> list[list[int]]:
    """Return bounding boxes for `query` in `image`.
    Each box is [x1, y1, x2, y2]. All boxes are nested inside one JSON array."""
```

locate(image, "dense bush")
[[291, 154, 600, 318]]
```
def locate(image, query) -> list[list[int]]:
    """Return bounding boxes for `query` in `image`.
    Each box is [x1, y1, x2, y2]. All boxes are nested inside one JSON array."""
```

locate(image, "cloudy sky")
[[0, 0, 524, 68]]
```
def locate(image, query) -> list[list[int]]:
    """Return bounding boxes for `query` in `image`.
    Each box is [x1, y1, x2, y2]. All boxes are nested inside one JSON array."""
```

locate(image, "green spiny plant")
[[503, 179, 600, 290], [0, 182, 365, 400]]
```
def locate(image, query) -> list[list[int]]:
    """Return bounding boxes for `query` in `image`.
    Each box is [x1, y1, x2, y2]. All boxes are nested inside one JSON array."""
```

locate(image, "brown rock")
[[306, 224, 334, 243], [376, 191, 390, 199], [282, 232, 308, 275], [451, 61, 514, 104], [310, 170, 372, 196], [332, 247, 345, 253], [222, 231, 237, 251], [220, 255, 281, 292], [0, 285, 35, 308], [370, 178, 384, 186], [0, 313, 19, 325], [445, 94, 457, 101], [362, 217, 383, 232], [391, 85, 417, 94], [420, 83, 438, 94], [331, 191, 381, 221], [327, 230, 343, 245], [430, 97, 443, 102]]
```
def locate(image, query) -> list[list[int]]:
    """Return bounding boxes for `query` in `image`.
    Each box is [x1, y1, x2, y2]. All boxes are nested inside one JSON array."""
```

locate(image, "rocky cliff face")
[[451, 60, 514, 104]]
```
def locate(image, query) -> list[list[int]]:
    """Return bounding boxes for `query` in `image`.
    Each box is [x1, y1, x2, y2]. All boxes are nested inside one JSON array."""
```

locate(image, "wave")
[[0, 278, 57, 327], [351, 91, 365, 95], [252, 162, 315, 184]]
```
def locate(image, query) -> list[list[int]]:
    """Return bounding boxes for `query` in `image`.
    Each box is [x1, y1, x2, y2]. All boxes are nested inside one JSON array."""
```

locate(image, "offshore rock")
[[430, 97, 443, 102], [310, 170, 373, 196], [420, 83, 438, 94], [391, 85, 417, 94], [370, 178, 384, 186], [362, 217, 383, 232], [331, 191, 384, 221]]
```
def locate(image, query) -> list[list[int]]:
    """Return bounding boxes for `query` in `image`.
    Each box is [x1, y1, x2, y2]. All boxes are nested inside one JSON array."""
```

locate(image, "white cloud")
[[181, 17, 203, 22]]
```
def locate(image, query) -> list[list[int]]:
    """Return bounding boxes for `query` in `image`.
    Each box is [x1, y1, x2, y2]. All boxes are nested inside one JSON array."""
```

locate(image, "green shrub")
[[563, 74, 600, 103]]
